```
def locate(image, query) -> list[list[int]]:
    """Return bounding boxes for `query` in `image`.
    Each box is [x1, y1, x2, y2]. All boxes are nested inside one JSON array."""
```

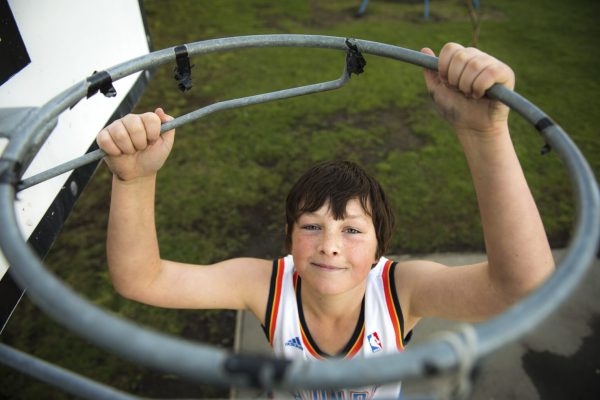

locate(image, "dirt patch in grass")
[[302, 103, 430, 163]]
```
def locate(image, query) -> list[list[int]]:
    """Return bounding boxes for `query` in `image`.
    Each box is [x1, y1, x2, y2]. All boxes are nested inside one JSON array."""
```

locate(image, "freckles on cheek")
[[299, 238, 314, 250], [348, 237, 378, 260], [291, 234, 311, 254]]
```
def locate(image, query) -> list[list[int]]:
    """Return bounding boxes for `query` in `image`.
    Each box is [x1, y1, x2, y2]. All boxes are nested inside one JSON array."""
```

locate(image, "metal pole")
[[0, 344, 141, 400], [17, 62, 351, 191]]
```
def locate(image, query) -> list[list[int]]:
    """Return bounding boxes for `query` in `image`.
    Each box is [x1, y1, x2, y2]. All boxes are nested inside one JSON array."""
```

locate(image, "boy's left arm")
[[399, 43, 554, 325]]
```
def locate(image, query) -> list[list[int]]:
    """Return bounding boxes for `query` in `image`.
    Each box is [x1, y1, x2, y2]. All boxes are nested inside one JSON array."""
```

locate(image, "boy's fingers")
[[470, 63, 499, 99], [446, 47, 480, 89], [438, 42, 463, 82], [420, 47, 435, 57], [154, 107, 176, 138], [107, 120, 136, 155], [459, 56, 495, 97], [96, 128, 121, 156], [420, 48, 441, 97], [121, 114, 149, 151], [140, 112, 162, 144], [155, 107, 174, 123]]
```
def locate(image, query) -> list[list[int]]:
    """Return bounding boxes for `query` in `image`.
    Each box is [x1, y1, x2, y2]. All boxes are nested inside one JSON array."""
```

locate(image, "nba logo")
[[367, 332, 383, 353]]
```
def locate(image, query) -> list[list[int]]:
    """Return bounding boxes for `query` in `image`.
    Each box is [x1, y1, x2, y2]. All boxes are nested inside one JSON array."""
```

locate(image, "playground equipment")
[[0, 34, 598, 399]]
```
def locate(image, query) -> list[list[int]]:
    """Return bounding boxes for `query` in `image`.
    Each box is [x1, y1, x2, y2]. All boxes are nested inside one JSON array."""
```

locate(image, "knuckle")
[[123, 114, 145, 134], [454, 50, 472, 64], [97, 131, 110, 145], [97, 132, 119, 155], [96, 132, 108, 148], [122, 113, 139, 125], [142, 112, 160, 128], [144, 111, 159, 120], [443, 42, 463, 53], [467, 58, 487, 73], [454, 49, 468, 60], [486, 64, 509, 84], [143, 113, 161, 137], [109, 123, 127, 140], [106, 119, 122, 133]]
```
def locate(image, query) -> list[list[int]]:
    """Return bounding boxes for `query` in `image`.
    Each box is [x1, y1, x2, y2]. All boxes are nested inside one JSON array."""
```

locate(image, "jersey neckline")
[[294, 273, 365, 359]]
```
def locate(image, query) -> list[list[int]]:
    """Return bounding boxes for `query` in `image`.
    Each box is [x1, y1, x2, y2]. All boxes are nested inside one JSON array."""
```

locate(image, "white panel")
[[0, 0, 150, 277]]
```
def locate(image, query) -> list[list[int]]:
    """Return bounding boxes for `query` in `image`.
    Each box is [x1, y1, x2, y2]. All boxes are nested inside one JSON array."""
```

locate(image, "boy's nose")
[[319, 231, 340, 256]]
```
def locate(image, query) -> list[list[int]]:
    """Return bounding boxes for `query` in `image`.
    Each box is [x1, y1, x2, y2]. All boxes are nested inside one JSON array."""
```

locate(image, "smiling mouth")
[[311, 262, 345, 271]]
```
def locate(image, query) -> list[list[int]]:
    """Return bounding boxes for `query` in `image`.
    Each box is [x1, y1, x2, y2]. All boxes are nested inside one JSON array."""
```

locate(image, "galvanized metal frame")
[[0, 35, 598, 398]]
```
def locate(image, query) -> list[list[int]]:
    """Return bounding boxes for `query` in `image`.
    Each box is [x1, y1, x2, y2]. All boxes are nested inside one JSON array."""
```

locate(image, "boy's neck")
[[299, 281, 366, 355], [300, 281, 366, 322]]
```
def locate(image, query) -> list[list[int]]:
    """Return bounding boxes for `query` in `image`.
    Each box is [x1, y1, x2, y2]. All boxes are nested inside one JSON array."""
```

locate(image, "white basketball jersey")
[[263, 255, 412, 400]]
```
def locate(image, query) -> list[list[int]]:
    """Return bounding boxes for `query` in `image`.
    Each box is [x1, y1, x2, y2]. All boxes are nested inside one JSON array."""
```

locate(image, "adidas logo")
[[285, 336, 303, 350]]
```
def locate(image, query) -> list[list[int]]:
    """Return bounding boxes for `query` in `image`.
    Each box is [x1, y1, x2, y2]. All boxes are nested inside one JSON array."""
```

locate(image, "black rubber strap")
[[534, 117, 555, 155], [224, 354, 290, 388], [86, 70, 117, 98], [534, 117, 554, 132], [345, 38, 367, 77], [540, 143, 552, 155], [0, 159, 20, 187], [173, 45, 193, 92]]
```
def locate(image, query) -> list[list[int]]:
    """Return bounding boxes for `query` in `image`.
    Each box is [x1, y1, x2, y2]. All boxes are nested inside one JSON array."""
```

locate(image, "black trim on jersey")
[[261, 259, 280, 341], [388, 262, 412, 346], [295, 276, 365, 358]]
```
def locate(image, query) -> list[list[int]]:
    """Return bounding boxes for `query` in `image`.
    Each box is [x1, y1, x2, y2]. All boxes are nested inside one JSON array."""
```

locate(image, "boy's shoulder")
[[391, 258, 451, 290], [393, 257, 447, 271]]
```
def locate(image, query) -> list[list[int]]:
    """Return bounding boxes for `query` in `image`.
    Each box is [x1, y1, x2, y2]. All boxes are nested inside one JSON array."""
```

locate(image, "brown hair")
[[285, 160, 395, 258]]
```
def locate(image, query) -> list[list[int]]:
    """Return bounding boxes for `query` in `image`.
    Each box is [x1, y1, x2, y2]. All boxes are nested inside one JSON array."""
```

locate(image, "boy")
[[96, 43, 554, 399]]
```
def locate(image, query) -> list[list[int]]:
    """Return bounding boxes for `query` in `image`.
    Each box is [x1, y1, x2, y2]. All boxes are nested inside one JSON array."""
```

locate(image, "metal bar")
[[0, 343, 141, 400], [0, 187, 239, 385], [17, 63, 350, 191], [0, 82, 87, 176], [4, 35, 438, 184], [357, 0, 370, 16]]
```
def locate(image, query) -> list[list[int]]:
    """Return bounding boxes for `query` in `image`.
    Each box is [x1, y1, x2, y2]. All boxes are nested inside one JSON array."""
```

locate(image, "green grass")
[[2, 0, 599, 398]]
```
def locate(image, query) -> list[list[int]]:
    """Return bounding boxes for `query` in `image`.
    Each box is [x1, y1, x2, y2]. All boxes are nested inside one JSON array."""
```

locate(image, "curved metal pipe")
[[0, 344, 139, 400], [0, 34, 598, 394]]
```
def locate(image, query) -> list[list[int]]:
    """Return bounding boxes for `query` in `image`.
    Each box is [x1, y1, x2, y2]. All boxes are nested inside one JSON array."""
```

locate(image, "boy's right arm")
[[97, 109, 272, 322]]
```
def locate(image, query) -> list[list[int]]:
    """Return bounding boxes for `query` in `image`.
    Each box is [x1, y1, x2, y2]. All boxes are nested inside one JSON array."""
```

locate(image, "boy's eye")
[[301, 224, 320, 231]]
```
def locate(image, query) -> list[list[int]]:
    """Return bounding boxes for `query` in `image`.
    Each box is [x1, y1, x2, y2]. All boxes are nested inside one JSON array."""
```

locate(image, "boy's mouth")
[[311, 262, 345, 271]]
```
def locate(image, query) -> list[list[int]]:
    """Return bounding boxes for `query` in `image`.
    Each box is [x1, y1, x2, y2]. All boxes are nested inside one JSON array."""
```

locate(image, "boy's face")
[[290, 198, 379, 297]]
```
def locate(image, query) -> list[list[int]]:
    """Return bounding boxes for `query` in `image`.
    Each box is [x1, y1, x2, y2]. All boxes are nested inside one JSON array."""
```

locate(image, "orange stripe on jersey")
[[300, 322, 325, 360], [344, 324, 364, 359], [382, 260, 404, 351], [268, 258, 285, 345]]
